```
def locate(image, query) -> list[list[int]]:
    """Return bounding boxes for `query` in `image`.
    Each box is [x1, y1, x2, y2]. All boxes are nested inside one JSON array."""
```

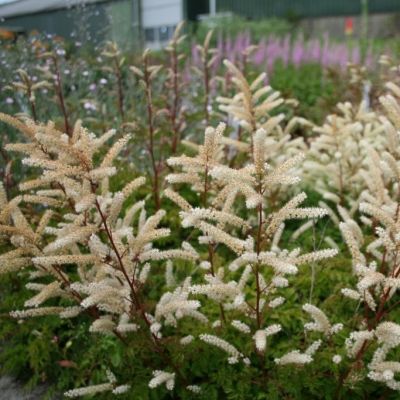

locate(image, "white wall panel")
[[142, 0, 182, 27]]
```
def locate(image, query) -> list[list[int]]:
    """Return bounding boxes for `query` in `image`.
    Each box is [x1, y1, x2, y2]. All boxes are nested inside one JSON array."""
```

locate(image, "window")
[[144, 27, 155, 42], [144, 25, 177, 47], [158, 26, 169, 42]]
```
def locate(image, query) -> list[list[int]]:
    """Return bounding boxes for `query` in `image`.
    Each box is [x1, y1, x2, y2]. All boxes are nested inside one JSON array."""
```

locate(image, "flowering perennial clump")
[[1, 36, 400, 398], [338, 84, 400, 392]]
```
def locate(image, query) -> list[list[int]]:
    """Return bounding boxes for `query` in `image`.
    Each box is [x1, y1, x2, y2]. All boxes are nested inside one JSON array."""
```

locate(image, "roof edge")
[[0, 0, 110, 19]]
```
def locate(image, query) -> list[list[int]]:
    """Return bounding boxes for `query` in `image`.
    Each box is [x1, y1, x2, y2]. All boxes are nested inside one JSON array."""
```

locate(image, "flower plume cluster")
[[1, 50, 400, 398], [338, 83, 400, 392]]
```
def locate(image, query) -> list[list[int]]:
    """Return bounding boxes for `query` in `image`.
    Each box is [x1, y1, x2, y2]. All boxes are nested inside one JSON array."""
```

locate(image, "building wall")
[[0, 0, 137, 49], [0, 0, 183, 50], [301, 13, 400, 39], [216, 0, 400, 19], [141, 0, 183, 49], [142, 0, 182, 27], [0, 2, 107, 41], [1, 0, 398, 50]]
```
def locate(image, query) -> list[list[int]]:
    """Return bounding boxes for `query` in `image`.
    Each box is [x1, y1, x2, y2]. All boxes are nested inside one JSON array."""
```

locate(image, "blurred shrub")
[[192, 15, 293, 42]]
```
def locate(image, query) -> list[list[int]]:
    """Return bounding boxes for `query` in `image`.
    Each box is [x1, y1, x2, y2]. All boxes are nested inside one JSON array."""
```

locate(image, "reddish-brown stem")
[[201, 157, 226, 323], [169, 44, 181, 154], [26, 84, 38, 122], [254, 178, 264, 329], [255, 263, 261, 329], [93, 196, 185, 382], [332, 121, 344, 204], [207, 243, 226, 323], [113, 57, 125, 121], [51, 55, 71, 136], [0, 150, 12, 198], [203, 53, 210, 124], [30, 233, 127, 344], [335, 339, 369, 399], [143, 57, 161, 210], [335, 257, 400, 398], [202, 162, 209, 206]]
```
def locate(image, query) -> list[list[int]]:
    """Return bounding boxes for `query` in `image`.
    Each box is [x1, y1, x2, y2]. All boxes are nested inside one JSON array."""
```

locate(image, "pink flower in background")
[[252, 40, 267, 66], [191, 42, 200, 67], [281, 36, 290, 66], [214, 33, 224, 69], [365, 47, 374, 68], [187, 31, 380, 80], [351, 47, 360, 64], [265, 37, 280, 70], [225, 37, 234, 61], [182, 62, 192, 86], [292, 36, 305, 66], [307, 39, 321, 62], [321, 34, 331, 67]]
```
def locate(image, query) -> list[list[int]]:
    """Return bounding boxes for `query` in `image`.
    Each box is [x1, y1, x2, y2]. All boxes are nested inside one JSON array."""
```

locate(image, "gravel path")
[[0, 376, 51, 400]]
